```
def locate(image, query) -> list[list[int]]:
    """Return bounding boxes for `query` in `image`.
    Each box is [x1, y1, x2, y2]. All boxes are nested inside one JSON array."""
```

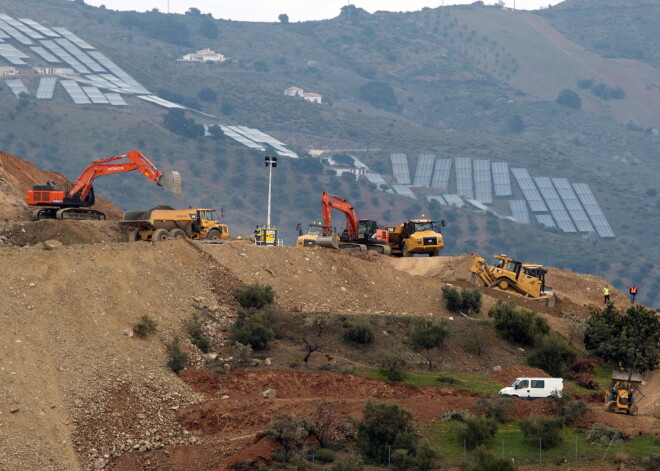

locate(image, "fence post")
[[539, 437, 542, 464]]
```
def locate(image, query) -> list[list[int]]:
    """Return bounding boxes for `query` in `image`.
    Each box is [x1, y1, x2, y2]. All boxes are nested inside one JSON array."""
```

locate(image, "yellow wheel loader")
[[295, 222, 324, 247], [469, 253, 555, 306], [386, 218, 444, 257], [605, 369, 643, 416]]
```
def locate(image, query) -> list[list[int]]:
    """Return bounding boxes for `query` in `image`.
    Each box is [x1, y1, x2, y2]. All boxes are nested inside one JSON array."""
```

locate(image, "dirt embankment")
[[0, 218, 657, 471]]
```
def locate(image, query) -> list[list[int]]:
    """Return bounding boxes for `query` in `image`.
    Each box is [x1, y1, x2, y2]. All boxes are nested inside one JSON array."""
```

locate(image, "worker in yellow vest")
[[603, 285, 610, 304]]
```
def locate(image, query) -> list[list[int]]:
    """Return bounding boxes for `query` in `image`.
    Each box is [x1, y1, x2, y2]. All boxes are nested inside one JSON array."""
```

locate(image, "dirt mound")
[[0, 220, 128, 246], [199, 242, 444, 316], [0, 151, 123, 222]]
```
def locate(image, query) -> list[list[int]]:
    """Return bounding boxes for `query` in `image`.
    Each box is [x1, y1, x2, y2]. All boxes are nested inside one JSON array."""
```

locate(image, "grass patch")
[[426, 421, 659, 464], [355, 368, 502, 394]]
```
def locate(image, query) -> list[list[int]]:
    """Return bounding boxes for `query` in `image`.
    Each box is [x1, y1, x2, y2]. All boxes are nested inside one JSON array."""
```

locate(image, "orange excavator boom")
[[321, 191, 359, 240]]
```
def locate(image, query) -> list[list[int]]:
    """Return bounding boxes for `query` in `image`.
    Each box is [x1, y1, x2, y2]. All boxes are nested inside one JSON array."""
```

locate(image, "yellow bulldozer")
[[386, 217, 445, 257], [605, 368, 643, 416], [469, 253, 555, 306]]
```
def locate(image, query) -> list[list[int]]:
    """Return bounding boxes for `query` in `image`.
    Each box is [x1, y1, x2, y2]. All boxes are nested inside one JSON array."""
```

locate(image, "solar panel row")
[[454, 157, 473, 199], [36, 77, 57, 99], [0, 18, 32, 45], [391, 185, 417, 199], [427, 195, 447, 205], [18, 18, 60, 38], [0, 42, 27, 65], [413, 154, 435, 187], [5, 78, 29, 96], [443, 194, 465, 207], [430, 159, 452, 190], [573, 183, 615, 238], [491, 161, 512, 196], [390, 154, 411, 185], [0, 14, 44, 40], [552, 178, 594, 232], [535, 177, 576, 233], [60, 80, 90, 104], [511, 168, 547, 212], [509, 200, 529, 224], [104, 93, 127, 106], [473, 159, 492, 204]]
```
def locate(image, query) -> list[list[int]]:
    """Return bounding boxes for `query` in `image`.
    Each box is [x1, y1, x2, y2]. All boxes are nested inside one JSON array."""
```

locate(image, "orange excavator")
[[27, 150, 181, 221], [314, 191, 391, 254]]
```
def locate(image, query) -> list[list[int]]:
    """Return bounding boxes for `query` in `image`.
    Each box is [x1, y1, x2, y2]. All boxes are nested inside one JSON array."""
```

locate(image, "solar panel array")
[[82, 86, 109, 104], [60, 80, 90, 104], [511, 168, 547, 212], [0, 42, 28, 65], [430, 158, 452, 189], [535, 177, 576, 232], [427, 195, 447, 205], [52, 27, 94, 50], [36, 77, 56, 99], [536, 214, 556, 228], [473, 159, 493, 204], [492, 162, 512, 196], [391, 185, 417, 199], [0, 14, 43, 40], [413, 154, 435, 187], [30, 46, 58, 63], [454, 157, 473, 199], [443, 194, 465, 207], [219, 125, 266, 151], [552, 178, 594, 232], [509, 200, 529, 224], [573, 183, 615, 237], [5, 78, 29, 96], [18, 18, 59, 38], [0, 17, 32, 45], [105, 93, 127, 106], [390, 154, 411, 185]]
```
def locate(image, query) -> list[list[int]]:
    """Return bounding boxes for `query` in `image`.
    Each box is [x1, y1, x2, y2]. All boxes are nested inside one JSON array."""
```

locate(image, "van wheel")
[[207, 229, 221, 241], [152, 229, 170, 242], [170, 229, 186, 240]]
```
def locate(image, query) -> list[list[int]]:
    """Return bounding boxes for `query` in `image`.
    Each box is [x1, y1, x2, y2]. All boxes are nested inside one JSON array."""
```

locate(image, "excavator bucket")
[[314, 235, 341, 250], [159, 170, 183, 198], [611, 369, 643, 383]]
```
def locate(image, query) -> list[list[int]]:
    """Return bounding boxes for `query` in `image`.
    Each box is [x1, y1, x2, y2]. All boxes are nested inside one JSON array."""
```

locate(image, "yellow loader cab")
[[386, 218, 444, 257], [605, 369, 643, 416], [469, 253, 555, 306], [122, 207, 230, 242], [295, 222, 324, 247]]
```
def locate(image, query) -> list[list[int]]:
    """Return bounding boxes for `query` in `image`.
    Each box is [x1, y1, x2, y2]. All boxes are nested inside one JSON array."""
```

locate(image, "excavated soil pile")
[[0, 151, 123, 222], [0, 220, 128, 246]]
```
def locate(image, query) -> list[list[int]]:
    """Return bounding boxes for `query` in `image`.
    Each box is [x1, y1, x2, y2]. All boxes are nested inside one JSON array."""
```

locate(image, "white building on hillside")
[[180, 48, 226, 63], [284, 86, 303, 97], [302, 92, 322, 104]]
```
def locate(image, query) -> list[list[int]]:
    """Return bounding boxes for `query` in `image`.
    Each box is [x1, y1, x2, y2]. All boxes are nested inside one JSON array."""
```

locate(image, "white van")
[[498, 377, 563, 399]]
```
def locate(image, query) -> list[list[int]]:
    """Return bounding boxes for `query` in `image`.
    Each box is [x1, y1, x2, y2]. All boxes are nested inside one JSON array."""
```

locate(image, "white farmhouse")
[[284, 86, 303, 97], [302, 92, 322, 104], [180, 48, 226, 63]]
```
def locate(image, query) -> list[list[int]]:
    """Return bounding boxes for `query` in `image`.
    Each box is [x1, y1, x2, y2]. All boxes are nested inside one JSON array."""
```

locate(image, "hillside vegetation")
[[0, 0, 658, 306]]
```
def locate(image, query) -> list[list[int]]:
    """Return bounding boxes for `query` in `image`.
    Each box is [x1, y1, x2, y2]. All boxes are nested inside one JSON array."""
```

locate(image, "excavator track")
[[55, 208, 106, 221]]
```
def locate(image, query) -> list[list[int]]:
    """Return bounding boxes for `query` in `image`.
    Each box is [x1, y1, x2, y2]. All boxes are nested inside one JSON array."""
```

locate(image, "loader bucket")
[[160, 170, 183, 198], [314, 235, 341, 250]]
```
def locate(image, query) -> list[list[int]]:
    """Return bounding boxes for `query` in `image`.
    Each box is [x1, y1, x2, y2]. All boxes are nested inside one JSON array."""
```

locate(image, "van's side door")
[[530, 379, 545, 398], [516, 379, 530, 398]]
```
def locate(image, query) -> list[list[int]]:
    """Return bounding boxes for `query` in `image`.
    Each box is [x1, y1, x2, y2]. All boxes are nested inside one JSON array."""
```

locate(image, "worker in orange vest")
[[629, 284, 637, 303]]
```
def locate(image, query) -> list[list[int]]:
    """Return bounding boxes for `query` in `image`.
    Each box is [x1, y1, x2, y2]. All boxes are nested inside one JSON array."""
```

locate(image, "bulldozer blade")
[[314, 235, 341, 250], [160, 170, 183, 198]]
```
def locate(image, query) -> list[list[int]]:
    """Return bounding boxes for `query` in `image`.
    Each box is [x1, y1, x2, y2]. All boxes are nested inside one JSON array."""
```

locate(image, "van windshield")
[[510, 380, 519, 387]]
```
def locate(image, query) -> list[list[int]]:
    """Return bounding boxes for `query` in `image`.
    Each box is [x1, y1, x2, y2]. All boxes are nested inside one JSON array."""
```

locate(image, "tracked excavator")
[[469, 253, 555, 306], [313, 191, 391, 254], [27, 150, 181, 220]]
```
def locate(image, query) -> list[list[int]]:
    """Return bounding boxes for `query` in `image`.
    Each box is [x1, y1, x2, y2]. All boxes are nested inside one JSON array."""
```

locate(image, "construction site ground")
[[0, 219, 657, 471]]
